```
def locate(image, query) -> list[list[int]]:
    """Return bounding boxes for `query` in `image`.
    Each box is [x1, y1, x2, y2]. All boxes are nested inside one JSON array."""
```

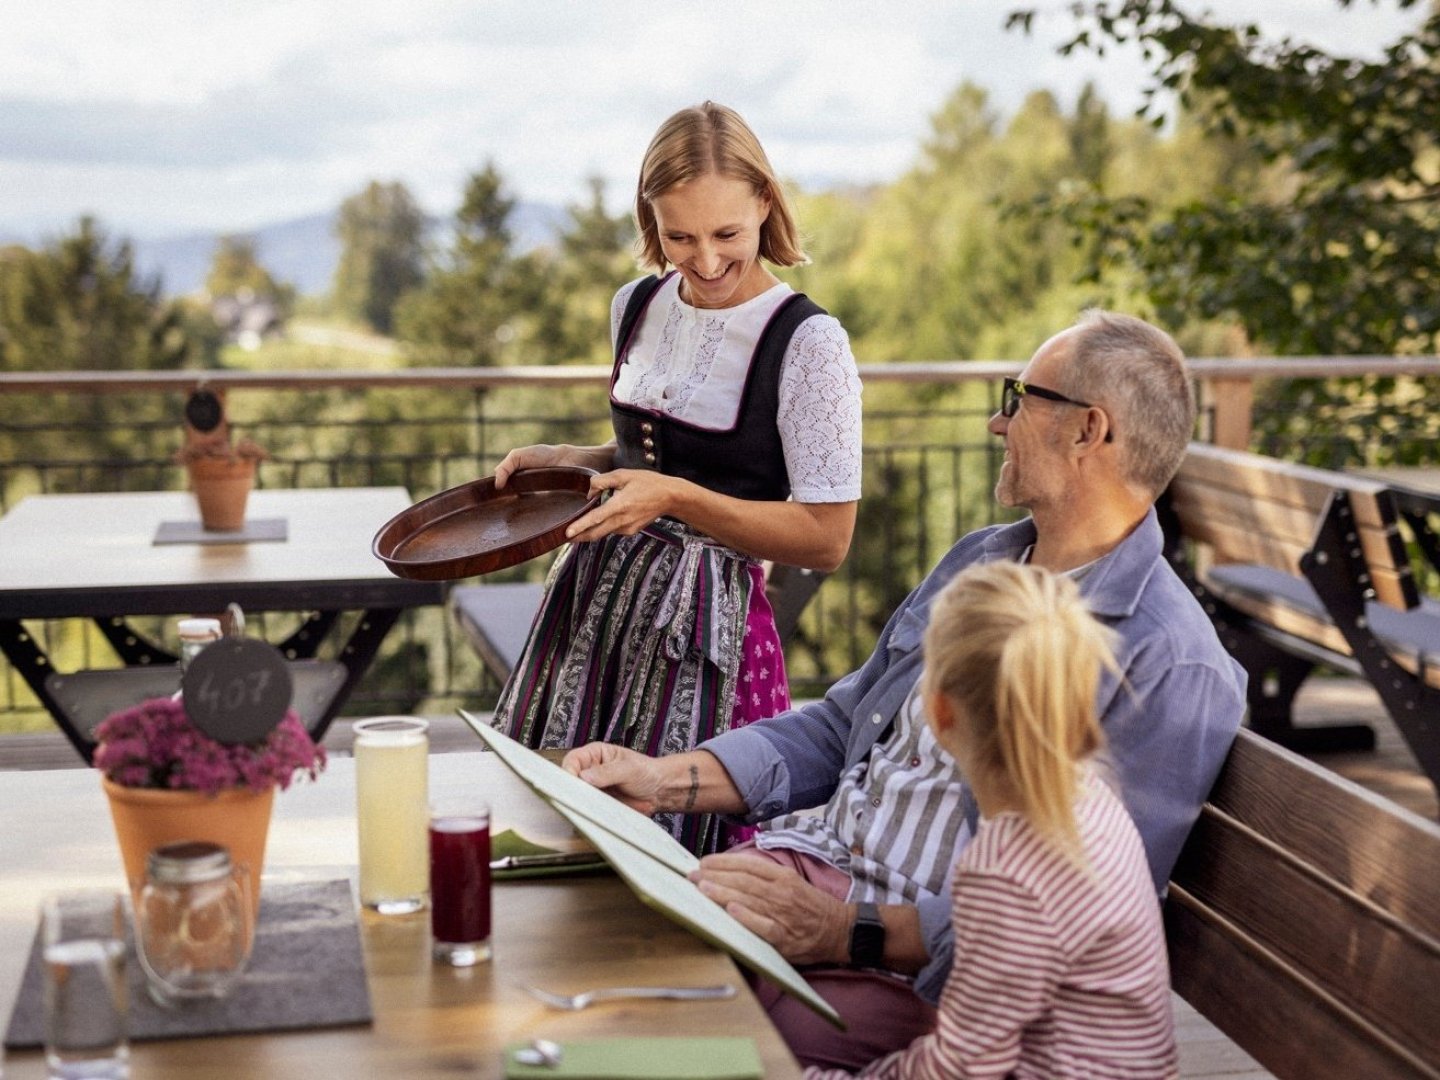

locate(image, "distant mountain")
[[129, 201, 569, 298]]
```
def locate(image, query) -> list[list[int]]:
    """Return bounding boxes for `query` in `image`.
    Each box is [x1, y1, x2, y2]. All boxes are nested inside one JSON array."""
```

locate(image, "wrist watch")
[[849, 901, 886, 968]]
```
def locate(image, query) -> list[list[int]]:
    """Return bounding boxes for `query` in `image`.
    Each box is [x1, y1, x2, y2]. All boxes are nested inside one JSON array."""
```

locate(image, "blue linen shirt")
[[701, 507, 1247, 1002]]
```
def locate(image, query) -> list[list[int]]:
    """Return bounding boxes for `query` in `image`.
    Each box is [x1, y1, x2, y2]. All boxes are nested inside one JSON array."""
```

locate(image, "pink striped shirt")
[[808, 771, 1178, 1079]]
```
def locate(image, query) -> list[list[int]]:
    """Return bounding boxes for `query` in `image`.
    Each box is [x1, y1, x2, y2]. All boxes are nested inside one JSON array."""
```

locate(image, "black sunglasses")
[[1000, 377, 1114, 442]]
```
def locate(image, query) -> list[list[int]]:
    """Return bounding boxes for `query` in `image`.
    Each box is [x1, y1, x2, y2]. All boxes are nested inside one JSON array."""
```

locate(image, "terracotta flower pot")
[[102, 776, 274, 921], [186, 456, 255, 531]]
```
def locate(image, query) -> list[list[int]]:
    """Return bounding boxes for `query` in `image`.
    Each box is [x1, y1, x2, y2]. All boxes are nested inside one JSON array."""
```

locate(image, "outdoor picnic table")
[[0, 487, 444, 760], [0, 748, 802, 1078]]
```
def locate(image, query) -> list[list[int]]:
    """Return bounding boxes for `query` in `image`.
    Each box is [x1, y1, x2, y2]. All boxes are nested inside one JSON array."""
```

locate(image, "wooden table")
[[0, 488, 444, 759], [0, 752, 801, 1078]]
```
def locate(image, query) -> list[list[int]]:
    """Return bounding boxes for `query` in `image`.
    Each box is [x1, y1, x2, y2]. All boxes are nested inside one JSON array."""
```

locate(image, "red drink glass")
[[428, 802, 492, 966]]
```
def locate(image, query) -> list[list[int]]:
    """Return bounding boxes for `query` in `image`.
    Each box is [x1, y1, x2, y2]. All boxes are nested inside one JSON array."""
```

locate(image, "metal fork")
[[521, 983, 736, 1011]]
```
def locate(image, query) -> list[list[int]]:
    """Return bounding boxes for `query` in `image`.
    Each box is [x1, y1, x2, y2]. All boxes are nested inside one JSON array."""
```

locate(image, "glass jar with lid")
[[135, 841, 253, 1004], [176, 617, 224, 674]]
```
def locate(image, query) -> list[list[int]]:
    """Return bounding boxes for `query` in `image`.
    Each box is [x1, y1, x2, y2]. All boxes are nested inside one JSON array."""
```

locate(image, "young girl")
[[809, 561, 1178, 1079]]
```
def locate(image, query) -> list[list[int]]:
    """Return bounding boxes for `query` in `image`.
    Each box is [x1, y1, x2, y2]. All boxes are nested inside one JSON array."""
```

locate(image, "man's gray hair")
[[1063, 309, 1195, 498]]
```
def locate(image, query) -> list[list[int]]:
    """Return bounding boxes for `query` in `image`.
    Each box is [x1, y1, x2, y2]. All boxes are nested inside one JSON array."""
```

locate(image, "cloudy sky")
[[0, 1, 1422, 240]]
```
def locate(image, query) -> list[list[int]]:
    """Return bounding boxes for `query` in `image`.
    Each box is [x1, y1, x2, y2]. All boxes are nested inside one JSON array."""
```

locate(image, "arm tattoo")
[[684, 764, 699, 811]]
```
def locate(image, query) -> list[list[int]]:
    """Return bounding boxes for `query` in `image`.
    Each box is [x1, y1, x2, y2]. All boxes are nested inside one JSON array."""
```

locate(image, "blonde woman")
[[810, 561, 1178, 1079], [492, 102, 862, 855]]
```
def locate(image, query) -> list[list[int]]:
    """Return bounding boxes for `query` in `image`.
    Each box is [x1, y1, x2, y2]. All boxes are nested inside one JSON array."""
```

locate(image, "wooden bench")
[[449, 564, 828, 684], [449, 581, 548, 684], [1160, 442, 1440, 794], [1166, 727, 1440, 1079]]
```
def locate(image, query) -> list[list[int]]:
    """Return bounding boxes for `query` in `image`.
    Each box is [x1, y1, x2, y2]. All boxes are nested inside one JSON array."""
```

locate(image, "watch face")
[[849, 903, 886, 968]]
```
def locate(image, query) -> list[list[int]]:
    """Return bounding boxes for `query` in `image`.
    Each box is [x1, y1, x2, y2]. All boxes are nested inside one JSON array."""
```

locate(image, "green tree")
[[0, 218, 218, 498], [393, 163, 532, 367], [206, 235, 293, 307], [804, 83, 1108, 365], [1006, 0, 1440, 356], [332, 181, 428, 334], [518, 177, 636, 365], [0, 216, 200, 372]]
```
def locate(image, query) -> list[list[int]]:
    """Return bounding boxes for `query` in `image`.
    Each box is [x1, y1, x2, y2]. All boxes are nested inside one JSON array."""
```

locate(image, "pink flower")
[[94, 697, 326, 796]]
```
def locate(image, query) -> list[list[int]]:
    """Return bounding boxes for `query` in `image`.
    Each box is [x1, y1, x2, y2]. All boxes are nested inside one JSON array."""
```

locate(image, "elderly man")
[[563, 310, 1247, 1070]]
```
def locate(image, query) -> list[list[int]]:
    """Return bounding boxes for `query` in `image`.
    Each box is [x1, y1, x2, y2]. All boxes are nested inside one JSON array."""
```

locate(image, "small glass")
[[429, 800, 492, 966], [135, 841, 253, 1006], [354, 716, 430, 914], [41, 890, 130, 1079]]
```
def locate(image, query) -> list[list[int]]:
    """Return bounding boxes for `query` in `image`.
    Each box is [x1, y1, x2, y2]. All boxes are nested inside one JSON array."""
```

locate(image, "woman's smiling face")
[[651, 172, 774, 310]]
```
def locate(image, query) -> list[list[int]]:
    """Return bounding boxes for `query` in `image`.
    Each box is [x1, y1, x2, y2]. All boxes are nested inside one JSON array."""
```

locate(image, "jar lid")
[[177, 617, 224, 642], [146, 840, 233, 884]]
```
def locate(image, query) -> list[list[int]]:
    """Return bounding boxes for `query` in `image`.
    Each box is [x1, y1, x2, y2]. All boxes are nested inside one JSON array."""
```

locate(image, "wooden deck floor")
[[2, 677, 1433, 1079]]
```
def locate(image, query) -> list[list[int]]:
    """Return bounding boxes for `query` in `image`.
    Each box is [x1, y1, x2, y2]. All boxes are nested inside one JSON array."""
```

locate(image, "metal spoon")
[[514, 1038, 563, 1067]]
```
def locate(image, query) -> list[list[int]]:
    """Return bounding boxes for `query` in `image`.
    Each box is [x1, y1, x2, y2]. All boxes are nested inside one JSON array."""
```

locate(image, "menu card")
[[459, 712, 844, 1030]]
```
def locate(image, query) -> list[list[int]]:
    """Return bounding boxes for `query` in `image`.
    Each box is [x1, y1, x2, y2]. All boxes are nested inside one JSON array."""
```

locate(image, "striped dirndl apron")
[[493, 516, 789, 855]]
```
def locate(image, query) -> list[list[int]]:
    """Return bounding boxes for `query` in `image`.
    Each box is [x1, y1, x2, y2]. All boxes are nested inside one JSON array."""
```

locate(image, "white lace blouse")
[[609, 275, 863, 504]]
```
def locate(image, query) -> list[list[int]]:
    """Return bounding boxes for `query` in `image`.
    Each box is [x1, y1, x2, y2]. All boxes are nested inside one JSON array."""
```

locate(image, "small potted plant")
[[174, 387, 268, 531], [94, 695, 325, 918]]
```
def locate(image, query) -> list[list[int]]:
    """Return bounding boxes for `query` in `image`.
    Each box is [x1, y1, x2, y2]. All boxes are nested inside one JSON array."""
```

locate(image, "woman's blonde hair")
[[633, 101, 806, 272], [922, 561, 1119, 863]]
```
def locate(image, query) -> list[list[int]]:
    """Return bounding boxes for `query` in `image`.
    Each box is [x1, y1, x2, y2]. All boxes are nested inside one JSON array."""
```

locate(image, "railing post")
[[1201, 375, 1255, 450]]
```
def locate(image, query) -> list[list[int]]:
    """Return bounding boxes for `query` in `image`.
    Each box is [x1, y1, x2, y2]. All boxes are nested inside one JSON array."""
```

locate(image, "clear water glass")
[[41, 890, 129, 1079]]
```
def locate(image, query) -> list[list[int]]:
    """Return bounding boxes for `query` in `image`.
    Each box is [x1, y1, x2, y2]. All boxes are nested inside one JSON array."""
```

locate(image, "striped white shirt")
[[755, 556, 1095, 908], [756, 683, 971, 906], [808, 771, 1178, 1079]]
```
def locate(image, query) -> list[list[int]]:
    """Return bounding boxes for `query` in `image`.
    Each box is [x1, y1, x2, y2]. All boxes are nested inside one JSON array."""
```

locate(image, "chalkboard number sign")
[[184, 387, 225, 434], [182, 637, 294, 744]]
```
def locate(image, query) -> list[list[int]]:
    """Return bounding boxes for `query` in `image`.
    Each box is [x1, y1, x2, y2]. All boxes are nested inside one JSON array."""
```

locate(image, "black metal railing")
[[2, 358, 1436, 733]]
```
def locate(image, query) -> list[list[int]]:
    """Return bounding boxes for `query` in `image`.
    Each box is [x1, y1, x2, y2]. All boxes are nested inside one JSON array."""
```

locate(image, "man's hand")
[[562, 742, 666, 814], [564, 745, 748, 818], [688, 853, 852, 966]]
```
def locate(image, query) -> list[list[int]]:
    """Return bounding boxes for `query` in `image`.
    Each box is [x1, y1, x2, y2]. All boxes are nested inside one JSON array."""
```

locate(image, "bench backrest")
[[1167, 442, 1417, 611], [1166, 728, 1440, 1079]]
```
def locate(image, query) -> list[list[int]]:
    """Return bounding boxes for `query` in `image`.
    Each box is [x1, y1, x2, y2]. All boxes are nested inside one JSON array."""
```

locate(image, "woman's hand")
[[494, 443, 615, 489], [565, 469, 681, 543]]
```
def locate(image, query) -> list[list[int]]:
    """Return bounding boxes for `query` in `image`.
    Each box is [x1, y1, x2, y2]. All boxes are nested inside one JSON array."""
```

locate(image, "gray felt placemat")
[[153, 518, 288, 545], [5, 879, 371, 1048]]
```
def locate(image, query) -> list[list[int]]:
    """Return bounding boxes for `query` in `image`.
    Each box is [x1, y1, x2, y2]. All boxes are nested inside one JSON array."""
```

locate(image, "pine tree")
[[332, 181, 427, 334]]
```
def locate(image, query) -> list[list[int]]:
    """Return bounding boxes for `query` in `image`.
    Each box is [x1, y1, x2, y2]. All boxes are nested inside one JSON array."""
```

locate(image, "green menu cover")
[[459, 711, 844, 1030]]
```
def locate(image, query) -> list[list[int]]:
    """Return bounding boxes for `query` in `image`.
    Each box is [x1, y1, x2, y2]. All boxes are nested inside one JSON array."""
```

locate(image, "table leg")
[[277, 611, 341, 659], [0, 619, 95, 762], [306, 607, 404, 742], [92, 616, 177, 666]]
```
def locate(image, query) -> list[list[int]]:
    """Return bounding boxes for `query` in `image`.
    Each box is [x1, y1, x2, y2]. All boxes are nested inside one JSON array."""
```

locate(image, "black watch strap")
[[849, 901, 886, 968]]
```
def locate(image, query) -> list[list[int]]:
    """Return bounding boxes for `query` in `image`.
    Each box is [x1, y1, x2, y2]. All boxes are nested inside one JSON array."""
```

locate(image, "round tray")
[[372, 467, 600, 580]]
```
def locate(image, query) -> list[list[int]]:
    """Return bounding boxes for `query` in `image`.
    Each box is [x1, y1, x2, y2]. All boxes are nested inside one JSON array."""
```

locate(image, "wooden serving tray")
[[372, 467, 599, 580]]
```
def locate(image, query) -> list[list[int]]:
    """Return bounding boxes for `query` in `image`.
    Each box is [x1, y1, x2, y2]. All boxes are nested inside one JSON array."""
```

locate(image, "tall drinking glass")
[[354, 716, 430, 915], [41, 890, 129, 1079], [429, 800, 492, 966]]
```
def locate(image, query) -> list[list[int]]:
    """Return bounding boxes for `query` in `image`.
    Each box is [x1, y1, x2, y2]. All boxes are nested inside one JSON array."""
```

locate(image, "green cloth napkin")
[[504, 1037, 763, 1079], [491, 828, 611, 880]]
